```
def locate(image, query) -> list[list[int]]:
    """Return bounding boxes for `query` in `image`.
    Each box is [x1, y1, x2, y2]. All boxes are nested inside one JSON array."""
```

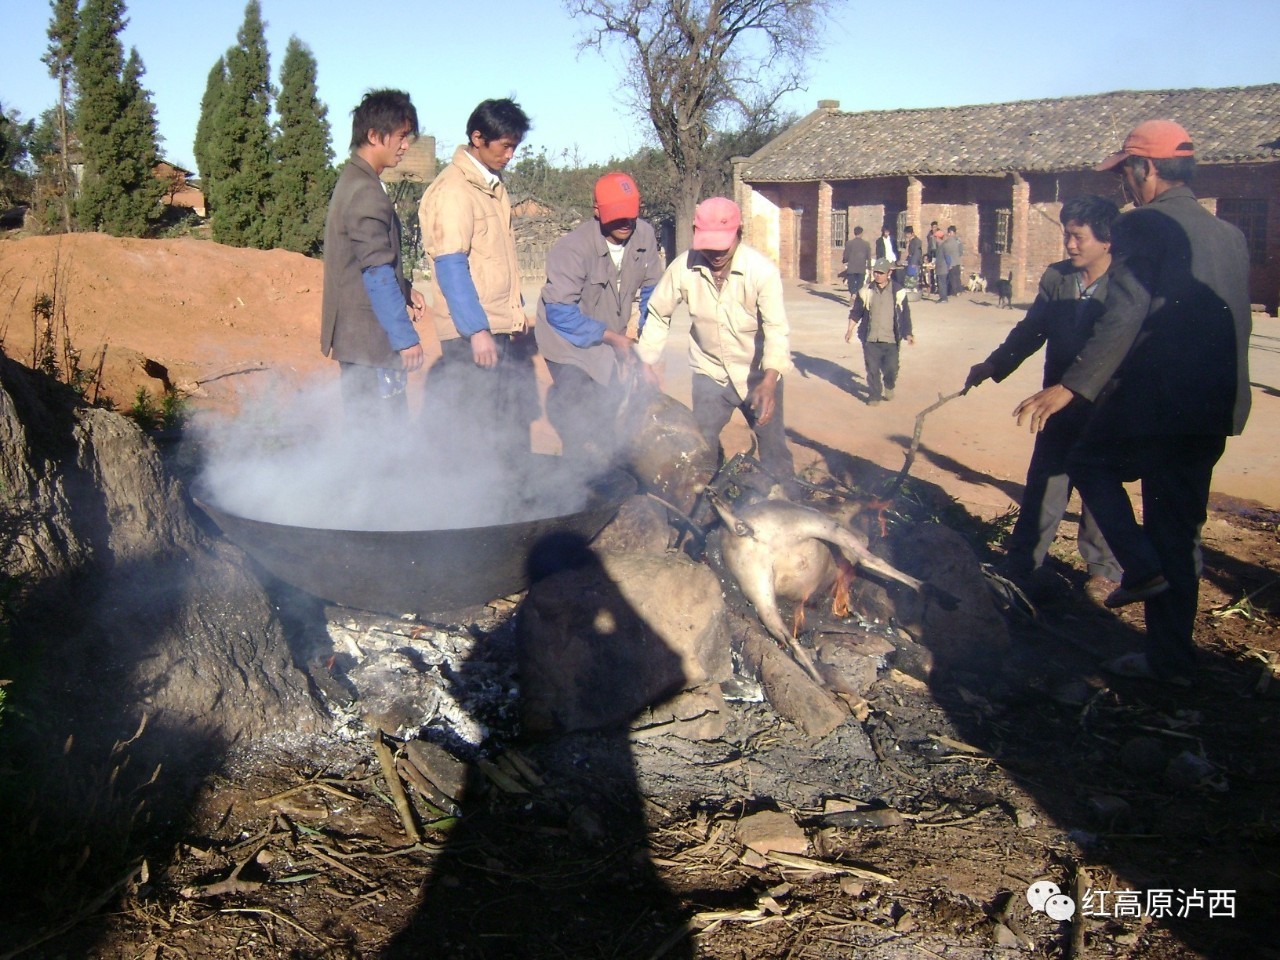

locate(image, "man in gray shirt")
[[845, 258, 914, 405], [841, 226, 873, 301]]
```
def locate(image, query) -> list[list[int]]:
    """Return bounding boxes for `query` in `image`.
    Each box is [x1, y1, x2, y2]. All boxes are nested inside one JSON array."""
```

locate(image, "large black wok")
[[194, 456, 636, 615]]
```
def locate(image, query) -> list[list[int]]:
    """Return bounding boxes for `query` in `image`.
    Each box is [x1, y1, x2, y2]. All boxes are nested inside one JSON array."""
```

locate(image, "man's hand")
[[905, 334, 915, 346], [1013, 383, 1074, 433], [965, 361, 995, 391], [470, 329, 498, 369], [409, 289, 426, 323], [603, 329, 634, 358], [399, 342, 424, 372], [638, 360, 662, 388], [749, 370, 780, 426]]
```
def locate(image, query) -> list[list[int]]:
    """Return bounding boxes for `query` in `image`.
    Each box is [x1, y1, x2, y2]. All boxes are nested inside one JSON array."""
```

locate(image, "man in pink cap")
[[1013, 119, 1252, 684], [635, 197, 795, 484], [536, 172, 664, 463]]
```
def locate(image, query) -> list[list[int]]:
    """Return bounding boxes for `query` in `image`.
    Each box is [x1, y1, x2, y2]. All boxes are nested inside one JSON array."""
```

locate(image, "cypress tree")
[[193, 56, 227, 211], [210, 0, 275, 248], [41, 0, 79, 232], [72, 0, 163, 236], [271, 36, 334, 256]]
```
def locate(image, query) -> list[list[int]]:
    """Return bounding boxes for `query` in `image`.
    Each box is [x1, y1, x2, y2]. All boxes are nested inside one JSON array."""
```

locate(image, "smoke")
[[192, 367, 591, 533]]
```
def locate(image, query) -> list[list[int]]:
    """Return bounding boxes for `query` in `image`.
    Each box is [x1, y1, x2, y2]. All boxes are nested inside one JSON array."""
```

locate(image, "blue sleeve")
[[544, 302, 607, 347], [637, 284, 654, 334], [361, 264, 419, 351], [434, 252, 491, 337]]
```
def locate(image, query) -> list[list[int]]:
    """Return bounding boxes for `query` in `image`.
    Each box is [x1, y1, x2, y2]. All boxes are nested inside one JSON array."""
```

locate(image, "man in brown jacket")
[[321, 90, 424, 426]]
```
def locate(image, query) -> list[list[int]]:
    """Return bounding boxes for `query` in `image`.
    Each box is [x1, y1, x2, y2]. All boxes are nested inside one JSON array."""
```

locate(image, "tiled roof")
[[740, 85, 1280, 182]]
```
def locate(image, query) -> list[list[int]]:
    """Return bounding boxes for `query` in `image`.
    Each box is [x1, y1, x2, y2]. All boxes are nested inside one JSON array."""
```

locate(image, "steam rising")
[[193, 376, 591, 532]]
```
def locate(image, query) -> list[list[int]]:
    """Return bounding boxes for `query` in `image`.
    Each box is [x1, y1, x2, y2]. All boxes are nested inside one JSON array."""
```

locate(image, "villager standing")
[[635, 197, 796, 484], [925, 220, 940, 293], [1013, 120, 1252, 684], [903, 225, 923, 292], [965, 195, 1123, 602], [418, 98, 537, 458], [875, 225, 897, 264], [943, 226, 964, 302], [535, 172, 664, 465], [846, 257, 913, 405], [933, 226, 952, 302], [320, 89, 425, 428], [841, 226, 873, 302]]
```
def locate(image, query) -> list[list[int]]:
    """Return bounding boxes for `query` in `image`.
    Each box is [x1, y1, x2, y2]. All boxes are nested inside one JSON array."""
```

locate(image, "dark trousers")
[[544, 360, 624, 466], [846, 272, 866, 299], [691, 372, 795, 480], [339, 362, 408, 435], [422, 334, 540, 464], [937, 265, 950, 301], [862, 340, 899, 400], [1004, 421, 1120, 580], [948, 265, 963, 299], [1069, 434, 1226, 677]]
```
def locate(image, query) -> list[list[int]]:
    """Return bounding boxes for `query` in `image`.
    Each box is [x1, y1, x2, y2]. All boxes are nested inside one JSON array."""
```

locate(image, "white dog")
[[966, 273, 986, 293]]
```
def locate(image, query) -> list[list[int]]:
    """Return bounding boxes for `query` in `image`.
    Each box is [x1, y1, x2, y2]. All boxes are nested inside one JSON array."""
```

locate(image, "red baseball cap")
[[594, 172, 640, 223], [1095, 119, 1195, 171], [692, 197, 741, 250]]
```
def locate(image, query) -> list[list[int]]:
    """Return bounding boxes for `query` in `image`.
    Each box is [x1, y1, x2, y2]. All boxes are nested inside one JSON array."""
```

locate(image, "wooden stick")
[[373, 731, 421, 843], [884, 388, 968, 499]]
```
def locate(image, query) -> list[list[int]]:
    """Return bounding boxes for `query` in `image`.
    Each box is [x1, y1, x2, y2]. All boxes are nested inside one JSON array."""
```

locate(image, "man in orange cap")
[[1012, 119, 1252, 684], [535, 172, 664, 463], [635, 197, 795, 484]]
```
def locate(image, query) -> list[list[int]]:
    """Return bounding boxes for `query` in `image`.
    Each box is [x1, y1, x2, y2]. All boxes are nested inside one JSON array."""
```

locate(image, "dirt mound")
[[0, 233, 330, 408]]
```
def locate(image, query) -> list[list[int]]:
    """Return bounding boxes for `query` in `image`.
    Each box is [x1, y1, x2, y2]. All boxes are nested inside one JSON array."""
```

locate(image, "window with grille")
[[1217, 199, 1268, 266], [895, 210, 907, 243], [994, 208, 1012, 254], [832, 209, 847, 248]]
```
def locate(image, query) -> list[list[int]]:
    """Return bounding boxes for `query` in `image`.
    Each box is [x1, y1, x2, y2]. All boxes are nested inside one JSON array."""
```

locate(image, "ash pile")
[[295, 453, 1010, 812]]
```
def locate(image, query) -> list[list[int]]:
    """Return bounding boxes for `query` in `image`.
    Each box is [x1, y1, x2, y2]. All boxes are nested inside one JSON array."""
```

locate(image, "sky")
[[3, 0, 1279, 176]]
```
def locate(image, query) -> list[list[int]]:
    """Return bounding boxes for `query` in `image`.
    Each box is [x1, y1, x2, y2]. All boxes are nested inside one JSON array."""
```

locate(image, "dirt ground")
[[1, 233, 1279, 959]]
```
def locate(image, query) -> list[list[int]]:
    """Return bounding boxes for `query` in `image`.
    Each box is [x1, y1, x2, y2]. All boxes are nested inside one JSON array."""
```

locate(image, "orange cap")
[[1095, 119, 1195, 171], [594, 172, 640, 223]]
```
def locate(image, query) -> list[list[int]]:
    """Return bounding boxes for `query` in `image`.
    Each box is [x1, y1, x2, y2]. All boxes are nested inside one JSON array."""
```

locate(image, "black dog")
[[991, 272, 1013, 309]]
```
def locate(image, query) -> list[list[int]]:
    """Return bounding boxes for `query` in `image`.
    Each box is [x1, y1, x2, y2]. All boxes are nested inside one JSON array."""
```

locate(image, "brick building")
[[732, 85, 1280, 312]]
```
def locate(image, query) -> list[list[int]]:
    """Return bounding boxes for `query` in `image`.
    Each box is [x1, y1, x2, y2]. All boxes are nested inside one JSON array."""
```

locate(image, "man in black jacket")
[[1014, 120, 1252, 683], [966, 196, 1122, 602]]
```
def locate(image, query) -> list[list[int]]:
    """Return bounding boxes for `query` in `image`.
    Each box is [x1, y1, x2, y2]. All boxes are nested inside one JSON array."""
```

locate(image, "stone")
[[741, 628, 849, 738], [884, 523, 1011, 672], [631, 686, 727, 741], [518, 552, 733, 732], [590, 494, 671, 555], [815, 637, 882, 696], [735, 810, 808, 856], [405, 739, 469, 805]]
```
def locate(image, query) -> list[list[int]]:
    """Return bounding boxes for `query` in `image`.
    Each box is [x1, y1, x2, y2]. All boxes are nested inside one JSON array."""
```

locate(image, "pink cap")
[[692, 197, 741, 250]]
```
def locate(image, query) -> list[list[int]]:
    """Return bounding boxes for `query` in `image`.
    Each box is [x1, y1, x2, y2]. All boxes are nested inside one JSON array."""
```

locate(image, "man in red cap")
[[635, 197, 795, 484], [535, 172, 665, 463], [1012, 119, 1252, 684]]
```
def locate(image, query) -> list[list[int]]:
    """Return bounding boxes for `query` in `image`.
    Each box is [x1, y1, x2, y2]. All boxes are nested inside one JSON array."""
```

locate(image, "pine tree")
[[41, 0, 79, 232], [72, 0, 163, 236], [271, 36, 334, 256], [194, 56, 227, 211], [210, 0, 276, 248]]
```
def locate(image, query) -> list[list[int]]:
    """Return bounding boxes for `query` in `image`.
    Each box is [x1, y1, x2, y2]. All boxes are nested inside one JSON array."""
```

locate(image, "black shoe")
[[1104, 574, 1170, 608]]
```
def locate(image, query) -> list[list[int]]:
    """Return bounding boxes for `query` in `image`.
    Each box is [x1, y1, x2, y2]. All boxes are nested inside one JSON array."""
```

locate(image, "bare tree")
[[569, 0, 834, 250]]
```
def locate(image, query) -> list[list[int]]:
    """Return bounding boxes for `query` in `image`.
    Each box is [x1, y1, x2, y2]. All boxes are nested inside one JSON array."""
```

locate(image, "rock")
[[1119, 736, 1167, 777], [405, 739, 469, 807], [1015, 808, 1038, 829], [1164, 751, 1223, 791], [590, 494, 671, 554], [741, 628, 849, 738], [992, 921, 1021, 948], [631, 686, 727, 741], [1087, 795, 1133, 825], [885, 523, 1011, 672], [0, 356, 323, 757], [518, 552, 732, 732], [735, 810, 808, 856], [815, 636, 882, 696]]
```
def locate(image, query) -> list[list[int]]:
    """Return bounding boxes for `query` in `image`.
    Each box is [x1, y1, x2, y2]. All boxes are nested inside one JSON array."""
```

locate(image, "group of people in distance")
[[322, 88, 1252, 689]]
